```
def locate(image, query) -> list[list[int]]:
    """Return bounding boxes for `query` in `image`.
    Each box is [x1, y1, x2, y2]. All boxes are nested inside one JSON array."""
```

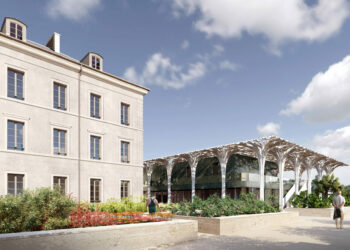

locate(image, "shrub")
[[96, 197, 146, 213], [267, 195, 279, 210], [0, 188, 76, 233], [43, 218, 71, 230], [171, 193, 278, 217], [291, 191, 333, 208]]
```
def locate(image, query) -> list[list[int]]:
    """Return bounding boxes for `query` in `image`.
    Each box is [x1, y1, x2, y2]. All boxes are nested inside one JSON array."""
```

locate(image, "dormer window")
[[80, 52, 103, 71], [10, 22, 23, 40], [92, 56, 101, 70], [1, 17, 27, 41]]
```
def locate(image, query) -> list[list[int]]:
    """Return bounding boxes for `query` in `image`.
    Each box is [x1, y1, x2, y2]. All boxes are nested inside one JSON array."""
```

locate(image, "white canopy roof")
[[144, 136, 348, 173]]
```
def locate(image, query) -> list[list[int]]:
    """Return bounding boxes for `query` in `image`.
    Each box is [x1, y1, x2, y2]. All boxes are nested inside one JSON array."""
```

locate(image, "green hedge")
[[0, 188, 76, 233], [171, 193, 279, 217]]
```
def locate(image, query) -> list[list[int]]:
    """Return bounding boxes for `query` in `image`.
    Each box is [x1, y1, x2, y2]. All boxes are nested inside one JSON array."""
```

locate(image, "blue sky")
[[2, 0, 350, 184]]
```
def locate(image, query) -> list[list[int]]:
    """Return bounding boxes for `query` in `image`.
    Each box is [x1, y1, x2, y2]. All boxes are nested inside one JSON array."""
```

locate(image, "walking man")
[[332, 190, 346, 229]]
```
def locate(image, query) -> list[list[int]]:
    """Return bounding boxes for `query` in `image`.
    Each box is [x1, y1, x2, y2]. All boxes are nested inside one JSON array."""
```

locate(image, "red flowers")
[[69, 206, 172, 228]]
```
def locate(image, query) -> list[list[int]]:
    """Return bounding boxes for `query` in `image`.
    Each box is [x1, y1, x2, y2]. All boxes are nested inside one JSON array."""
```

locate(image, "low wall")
[[286, 207, 350, 218], [0, 220, 198, 250], [174, 212, 298, 235]]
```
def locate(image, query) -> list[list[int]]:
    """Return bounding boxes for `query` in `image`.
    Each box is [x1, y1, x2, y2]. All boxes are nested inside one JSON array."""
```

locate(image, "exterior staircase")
[[283, 180, 307, 208]]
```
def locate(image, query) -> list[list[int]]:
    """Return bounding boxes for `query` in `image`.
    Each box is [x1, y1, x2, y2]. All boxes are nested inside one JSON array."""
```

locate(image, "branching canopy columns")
[[144, 136, 347, 206]]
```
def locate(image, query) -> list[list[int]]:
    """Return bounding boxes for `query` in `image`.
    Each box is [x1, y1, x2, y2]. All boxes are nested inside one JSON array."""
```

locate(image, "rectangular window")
[[96, 58, 101, 70], [91, 56, 100, 70], [10, 22, 16, 38], [120, 180, 130, 198], [10, 22, 23, 40], [121, 141, 129, 163], [8, 69, 24, 100], [90, 135, 101, 160], [17, 25, 23, 40], [92, 56, 96, 68], [53, 129, 67, 155], [90, 94, 100, 119], [53, 83, 66, 110], [53, 176, 67, 195], [8, 174, 24, 195], [7, 120, 24, 151], [90, 178, 101, 203], [121, 103, 129, 125]]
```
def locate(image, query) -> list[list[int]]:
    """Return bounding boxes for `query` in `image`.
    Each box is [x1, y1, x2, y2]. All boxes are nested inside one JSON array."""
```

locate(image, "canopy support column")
[[144, 162, 154, 199], [257, 151, 267, 201], [189, 154, 200, 202], [244, 139, 271, 201], [166, 160, 175, 204], [271, 147, 294, 211], [325, 166, 334, 175], [217, 148, 231, 198], [293, 156, 301, 195], [277, 156, 286, 210], [305, 159, 313, 195], [316, 164, 323, 181]]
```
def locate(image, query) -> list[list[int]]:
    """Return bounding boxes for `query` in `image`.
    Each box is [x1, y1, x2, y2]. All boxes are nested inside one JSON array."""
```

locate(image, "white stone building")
[[0, 17, 149, 202]]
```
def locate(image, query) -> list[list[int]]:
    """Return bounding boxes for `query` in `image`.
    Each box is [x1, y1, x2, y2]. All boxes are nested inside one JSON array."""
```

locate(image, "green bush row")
[[0, 188, 75, 233], [171, 193, 279, 217]]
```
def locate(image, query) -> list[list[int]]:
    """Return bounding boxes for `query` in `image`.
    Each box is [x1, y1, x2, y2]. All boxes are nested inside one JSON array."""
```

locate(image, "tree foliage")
[[312, 174, 343, 198], [291, 191, 333, 208]]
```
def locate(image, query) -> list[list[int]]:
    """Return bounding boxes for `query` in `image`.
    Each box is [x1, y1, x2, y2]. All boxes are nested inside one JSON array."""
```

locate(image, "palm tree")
[[312, 174, 344, 199]]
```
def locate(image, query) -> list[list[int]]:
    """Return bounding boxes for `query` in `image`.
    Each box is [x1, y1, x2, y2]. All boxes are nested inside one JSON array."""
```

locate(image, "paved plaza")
[[147, 217, 350, 250]]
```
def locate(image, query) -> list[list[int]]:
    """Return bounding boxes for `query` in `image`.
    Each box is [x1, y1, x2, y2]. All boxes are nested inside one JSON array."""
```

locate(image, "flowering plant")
[[69, 206, 172, 228]]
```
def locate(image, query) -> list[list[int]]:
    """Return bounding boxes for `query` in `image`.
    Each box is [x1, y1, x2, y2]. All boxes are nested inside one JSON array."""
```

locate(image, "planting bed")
[[0, 219, 198, 250], [174, 212, 299, 235], [286, 207, 350, 218]]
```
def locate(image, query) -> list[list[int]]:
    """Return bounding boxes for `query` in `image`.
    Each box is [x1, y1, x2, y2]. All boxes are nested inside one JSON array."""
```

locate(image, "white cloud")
[[312, 126, 350, 184], [213, 44, 224, 56], [257, 122, 280, 137], [171, 0, 350, 54], [124, 53, 206, 89], [181, 40, 189, 50], [47, 0, 101, 20], [281, 55, 350, 123], [219, 60, 238, 72], [312, 126, 350, 163]]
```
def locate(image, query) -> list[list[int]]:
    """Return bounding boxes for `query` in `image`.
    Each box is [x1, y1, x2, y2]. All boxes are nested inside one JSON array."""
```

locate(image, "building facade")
[[0, 17, 149, 202]]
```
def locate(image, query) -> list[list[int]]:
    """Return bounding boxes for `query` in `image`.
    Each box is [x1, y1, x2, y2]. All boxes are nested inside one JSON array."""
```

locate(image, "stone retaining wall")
[[0, 220, 198, 250], [174, 212, 298, 235]]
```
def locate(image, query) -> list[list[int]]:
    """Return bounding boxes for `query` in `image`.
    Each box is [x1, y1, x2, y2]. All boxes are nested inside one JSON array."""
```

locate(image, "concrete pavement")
[[145, 217, 350, 250]]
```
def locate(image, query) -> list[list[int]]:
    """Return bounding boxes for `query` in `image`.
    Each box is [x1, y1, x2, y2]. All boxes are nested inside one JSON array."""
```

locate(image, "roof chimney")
[[46, 32, 61, 53]]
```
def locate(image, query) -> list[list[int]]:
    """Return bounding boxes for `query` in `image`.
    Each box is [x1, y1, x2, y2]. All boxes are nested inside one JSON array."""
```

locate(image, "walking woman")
[[146, 196, 160, 214]]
